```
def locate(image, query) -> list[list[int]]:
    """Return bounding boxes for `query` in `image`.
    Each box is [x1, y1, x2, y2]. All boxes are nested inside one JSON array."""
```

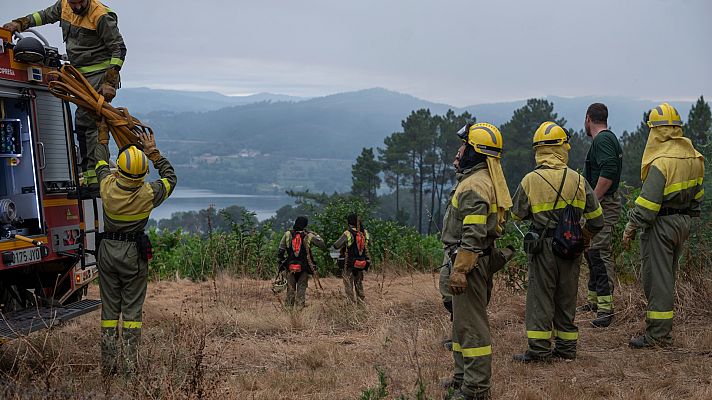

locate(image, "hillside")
[[115, 88, 306, 114], [121, 87, 694, 194], [2, 273, 710, 399]]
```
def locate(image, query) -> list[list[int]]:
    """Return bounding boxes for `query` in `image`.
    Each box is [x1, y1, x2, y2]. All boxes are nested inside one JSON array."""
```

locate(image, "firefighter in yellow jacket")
[[95, 128, 176, 375], [511, 122, 603, 362], [5, 0, 127, 198], [623, 103, 704, 348], [441, 122, 513, 400]]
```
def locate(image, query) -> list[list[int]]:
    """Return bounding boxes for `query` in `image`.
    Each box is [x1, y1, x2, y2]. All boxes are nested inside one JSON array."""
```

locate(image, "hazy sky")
[[4, 0, 711, 105]]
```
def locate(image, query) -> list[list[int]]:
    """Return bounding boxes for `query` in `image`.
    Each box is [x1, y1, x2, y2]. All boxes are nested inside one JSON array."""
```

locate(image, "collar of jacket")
[[457, 162, 488, 182]]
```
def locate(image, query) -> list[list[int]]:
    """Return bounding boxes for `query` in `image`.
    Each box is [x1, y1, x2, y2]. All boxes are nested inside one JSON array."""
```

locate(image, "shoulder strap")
[[554, 168, 568, 206], [569, 173, 581, 204]]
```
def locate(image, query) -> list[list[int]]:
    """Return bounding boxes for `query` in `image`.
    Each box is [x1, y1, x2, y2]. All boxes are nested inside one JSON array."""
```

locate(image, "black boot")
[[447, 389, 491, 400], [592, 311, 614, 328], [551, 349, 576, 361], [512, 350, 550, 363], [629, 335, 654, 349]]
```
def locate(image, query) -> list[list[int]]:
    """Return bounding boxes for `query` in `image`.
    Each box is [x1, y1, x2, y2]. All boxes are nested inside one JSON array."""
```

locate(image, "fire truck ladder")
[[48, 100, 101, 305]]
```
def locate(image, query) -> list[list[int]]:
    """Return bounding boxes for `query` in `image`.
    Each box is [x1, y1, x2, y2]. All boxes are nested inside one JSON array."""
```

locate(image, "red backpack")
[[287, 231, 307, 273]]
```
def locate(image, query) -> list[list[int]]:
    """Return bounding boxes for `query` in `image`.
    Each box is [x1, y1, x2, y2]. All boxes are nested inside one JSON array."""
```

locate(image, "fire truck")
[[0, 27, 100, 342]]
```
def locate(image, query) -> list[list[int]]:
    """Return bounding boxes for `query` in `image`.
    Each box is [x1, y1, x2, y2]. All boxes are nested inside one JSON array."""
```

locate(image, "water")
[[152, 187, 292, 221]]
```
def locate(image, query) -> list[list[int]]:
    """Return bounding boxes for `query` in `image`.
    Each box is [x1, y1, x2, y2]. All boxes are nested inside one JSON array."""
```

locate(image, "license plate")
[[9, 247, 42, 266]]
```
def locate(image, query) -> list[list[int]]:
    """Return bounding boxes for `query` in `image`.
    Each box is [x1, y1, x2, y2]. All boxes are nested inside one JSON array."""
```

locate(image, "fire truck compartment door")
[[35, 90, 73, 189]]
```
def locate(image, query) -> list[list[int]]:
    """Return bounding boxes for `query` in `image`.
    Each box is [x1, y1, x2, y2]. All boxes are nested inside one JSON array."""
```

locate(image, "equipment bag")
[[287, 230, 308, 273], [288, 262, 303, 273], [534, 169, 584, 260], [348, 228, 370, 270]]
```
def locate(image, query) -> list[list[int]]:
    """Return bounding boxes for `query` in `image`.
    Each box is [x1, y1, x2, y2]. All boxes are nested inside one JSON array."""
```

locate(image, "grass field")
[[1, 269, 711, 399]]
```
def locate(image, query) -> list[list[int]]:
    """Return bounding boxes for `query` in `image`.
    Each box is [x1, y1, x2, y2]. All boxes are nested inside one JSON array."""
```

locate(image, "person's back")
[[624, 103, 704, 349], [519, 167, 595, 231], [94, 131, 176, 376], [511, 122, 603, 363]]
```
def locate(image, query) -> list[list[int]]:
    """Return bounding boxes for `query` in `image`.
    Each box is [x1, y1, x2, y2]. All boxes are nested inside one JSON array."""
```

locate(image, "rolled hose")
[[47, 65, 150, 148]]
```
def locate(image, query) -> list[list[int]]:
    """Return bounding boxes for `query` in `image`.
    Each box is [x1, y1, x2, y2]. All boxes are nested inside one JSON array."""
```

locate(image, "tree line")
[[351, 96, 711, 234]]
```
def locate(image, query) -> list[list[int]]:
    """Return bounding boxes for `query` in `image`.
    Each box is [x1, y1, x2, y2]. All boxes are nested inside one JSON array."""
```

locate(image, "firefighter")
[[442, 122, 514, 400], [4, 0, 127, 199], [623, 103, 704, 348], [511, 122, 604, 363], [582, 103, 623, 327], [276, 216, 326, 309], [332, 213, 371, 304], [94, 126, 176, 376]]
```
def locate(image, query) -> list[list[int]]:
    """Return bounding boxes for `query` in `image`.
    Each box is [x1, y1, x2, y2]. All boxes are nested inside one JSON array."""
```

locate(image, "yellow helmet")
[[647, 102, 682, 128], [459, 122, 503, 158], [116, 145, 149, 180], [532, 122, 569, 147]]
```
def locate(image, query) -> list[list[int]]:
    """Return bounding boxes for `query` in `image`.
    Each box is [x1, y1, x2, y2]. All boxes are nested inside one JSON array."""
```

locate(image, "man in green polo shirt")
[[582, 103, 623, 327]]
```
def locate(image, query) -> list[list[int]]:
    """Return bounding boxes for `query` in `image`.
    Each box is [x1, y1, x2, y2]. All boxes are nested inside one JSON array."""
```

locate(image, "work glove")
[[622, 222, 637, 250], [98, 119, 109, 144], [3, 17, 30, 33], [98, 84, 116, 102], [98, 67, 120, 102], [139, 131, 161, 162], [449, 248, 479, 296]]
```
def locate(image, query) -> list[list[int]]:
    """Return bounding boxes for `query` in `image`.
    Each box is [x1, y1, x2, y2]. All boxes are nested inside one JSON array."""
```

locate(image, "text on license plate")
[[10, 247, 41, 266]]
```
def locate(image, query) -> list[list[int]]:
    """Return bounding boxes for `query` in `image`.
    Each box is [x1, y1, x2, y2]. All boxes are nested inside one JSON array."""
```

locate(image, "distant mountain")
[[122, 87, 695, 194], [114, 87, 305, 113], [141, 88, 455, 159]]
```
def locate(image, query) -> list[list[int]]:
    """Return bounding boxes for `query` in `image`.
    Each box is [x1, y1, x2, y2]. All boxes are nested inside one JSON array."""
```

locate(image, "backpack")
[[534, 168, 584, 260], [286, 230, 308, 273], [347, 228, 369, 270]]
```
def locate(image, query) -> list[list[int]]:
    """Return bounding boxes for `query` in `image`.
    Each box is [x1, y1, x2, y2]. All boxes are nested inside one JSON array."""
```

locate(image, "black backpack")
[[534, 168, 584, 260]]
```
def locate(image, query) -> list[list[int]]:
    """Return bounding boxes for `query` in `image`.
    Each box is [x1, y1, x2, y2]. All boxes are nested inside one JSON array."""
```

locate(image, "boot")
[[447, 389, 491, 400], [122, 328, 142, 376], [512, 350, 550, 363], [592, 311, 614, 328], [577, 303, 597, 313], [629, 335, 661, 349], [551, 349, 576, 361], [100, 328, 119, 377]]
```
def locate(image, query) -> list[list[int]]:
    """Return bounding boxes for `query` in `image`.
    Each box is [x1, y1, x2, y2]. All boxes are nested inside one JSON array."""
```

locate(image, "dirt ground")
[[1, 270, 711, 399]]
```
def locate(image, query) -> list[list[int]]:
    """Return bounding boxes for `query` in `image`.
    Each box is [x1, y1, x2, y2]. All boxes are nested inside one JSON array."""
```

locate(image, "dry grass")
[[1, 268, 711, 399]]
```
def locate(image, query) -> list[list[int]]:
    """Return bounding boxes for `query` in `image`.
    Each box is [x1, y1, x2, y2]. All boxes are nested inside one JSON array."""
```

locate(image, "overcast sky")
[[4, 0, 711, 106]]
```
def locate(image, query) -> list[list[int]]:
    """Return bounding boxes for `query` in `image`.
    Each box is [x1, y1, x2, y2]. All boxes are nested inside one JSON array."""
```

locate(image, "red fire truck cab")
[[0, 27, 100, 342]]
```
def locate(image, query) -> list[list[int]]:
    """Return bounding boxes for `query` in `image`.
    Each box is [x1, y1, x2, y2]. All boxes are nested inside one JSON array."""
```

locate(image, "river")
[[151, 187, 293, 221]]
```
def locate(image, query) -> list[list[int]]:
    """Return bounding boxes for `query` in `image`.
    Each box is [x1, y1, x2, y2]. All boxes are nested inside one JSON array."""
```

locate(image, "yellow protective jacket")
[[95, 144, 177, 232], [441, 163, 505, 254], [26, 0, 126, 74], [629, 157, 704, 229], [511, 166, 604, 234]]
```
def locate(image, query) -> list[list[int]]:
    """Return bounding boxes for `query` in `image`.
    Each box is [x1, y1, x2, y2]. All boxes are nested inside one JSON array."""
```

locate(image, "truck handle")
[[37, 142, 46, 170]]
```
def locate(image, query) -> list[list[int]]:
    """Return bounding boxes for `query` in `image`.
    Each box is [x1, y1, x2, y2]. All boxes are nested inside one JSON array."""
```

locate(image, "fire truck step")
[[0, 299, 101, 340]]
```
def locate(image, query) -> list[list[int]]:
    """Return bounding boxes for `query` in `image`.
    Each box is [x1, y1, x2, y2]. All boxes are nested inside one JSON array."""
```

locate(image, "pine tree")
[[619, 112, 650, 187], [499, 99, 567, 191], [351, 147, 382, 204], [684, 96, 711, 148]]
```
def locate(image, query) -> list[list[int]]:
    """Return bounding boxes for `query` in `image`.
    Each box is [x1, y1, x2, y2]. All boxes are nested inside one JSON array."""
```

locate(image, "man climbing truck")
[[4, 0, 127, 199]]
